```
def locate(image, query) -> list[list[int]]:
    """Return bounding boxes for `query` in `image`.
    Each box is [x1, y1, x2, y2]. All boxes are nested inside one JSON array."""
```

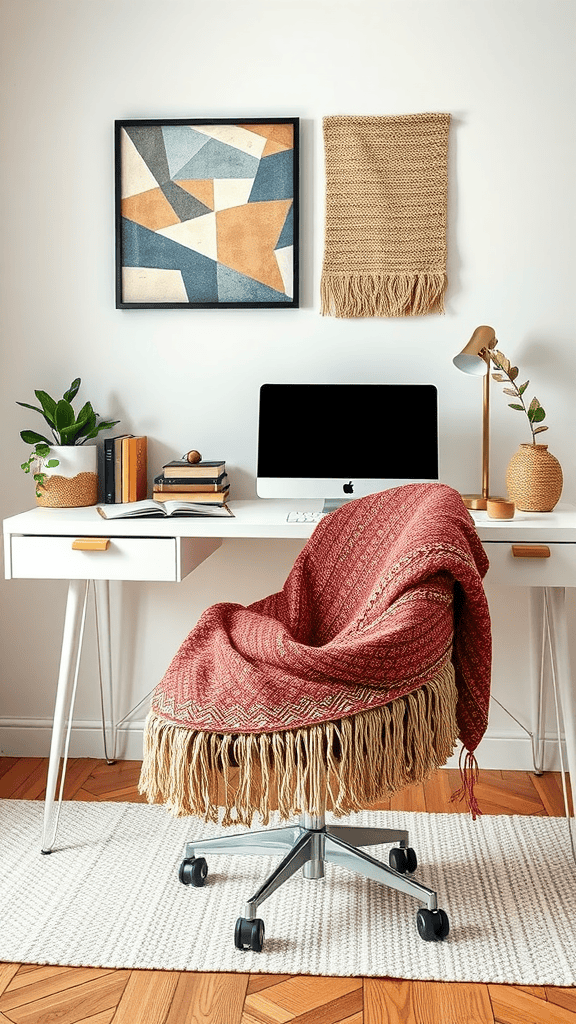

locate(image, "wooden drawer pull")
[[511, 544, 550, 559], [72, 537, 110, 551]]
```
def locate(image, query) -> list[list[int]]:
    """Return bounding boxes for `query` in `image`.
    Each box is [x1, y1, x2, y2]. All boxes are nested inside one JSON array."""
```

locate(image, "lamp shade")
[[453, 326, 497, 375]]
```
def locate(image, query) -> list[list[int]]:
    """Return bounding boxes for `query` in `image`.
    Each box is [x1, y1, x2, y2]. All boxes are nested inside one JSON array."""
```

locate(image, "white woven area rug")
[[1, 800, 575, 985]]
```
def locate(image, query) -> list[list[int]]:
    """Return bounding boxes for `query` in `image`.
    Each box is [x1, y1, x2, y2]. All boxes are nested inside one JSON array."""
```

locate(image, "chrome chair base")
[[180, 813, 449, 949]]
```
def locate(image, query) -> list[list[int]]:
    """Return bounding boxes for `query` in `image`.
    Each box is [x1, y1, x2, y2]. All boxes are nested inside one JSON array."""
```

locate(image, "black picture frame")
[[115, 117, 299, 309]]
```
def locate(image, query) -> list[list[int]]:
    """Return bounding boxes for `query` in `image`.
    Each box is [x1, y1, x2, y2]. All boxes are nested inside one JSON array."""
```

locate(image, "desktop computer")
[[256, 383, 438, 513]]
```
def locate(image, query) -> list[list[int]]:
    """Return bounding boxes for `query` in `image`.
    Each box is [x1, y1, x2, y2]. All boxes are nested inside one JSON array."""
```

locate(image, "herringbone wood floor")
[[0, 757, 574, 1023]]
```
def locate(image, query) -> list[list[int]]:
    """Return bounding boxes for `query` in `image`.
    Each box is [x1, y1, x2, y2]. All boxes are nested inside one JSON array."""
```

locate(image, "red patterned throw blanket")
[[140, 484, 491, 825]]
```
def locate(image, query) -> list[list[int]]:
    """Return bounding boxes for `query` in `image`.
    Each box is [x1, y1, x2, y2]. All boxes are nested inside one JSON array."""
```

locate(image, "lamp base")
[[461, 494, 488, 510], [461, 494, 506, 511]]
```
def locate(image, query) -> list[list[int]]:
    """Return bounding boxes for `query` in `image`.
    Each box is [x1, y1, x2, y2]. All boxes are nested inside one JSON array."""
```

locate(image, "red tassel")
[[451, 746, 482, 820]]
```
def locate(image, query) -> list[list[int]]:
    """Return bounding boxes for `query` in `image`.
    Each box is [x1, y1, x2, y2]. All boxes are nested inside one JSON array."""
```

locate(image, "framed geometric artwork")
[[115, 117, 299, 309]]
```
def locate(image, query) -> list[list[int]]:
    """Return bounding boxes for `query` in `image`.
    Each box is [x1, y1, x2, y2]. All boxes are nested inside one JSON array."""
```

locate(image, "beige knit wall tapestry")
[[321, 112, 450, 318]]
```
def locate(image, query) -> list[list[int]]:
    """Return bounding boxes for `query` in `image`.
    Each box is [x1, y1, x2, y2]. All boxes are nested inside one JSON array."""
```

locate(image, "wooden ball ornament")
[[185, 450, 202, 464]]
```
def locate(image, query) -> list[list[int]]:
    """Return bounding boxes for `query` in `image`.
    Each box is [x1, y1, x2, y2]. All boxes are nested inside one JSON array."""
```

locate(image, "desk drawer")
[[483, 541, 576, 587], [11, 536, 181, 582]]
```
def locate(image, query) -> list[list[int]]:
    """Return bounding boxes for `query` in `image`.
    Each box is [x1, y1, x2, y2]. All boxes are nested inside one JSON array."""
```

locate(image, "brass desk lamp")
[[453, 325, 498, 510]]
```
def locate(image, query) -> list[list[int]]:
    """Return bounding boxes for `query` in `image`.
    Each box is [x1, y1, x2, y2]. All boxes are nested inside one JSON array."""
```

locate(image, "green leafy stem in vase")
[[18, 377, 119, 495], [489, 350, 547, 444]]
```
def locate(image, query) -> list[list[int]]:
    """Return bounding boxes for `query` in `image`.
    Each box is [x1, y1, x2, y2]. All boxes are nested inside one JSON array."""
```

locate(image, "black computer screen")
[[257, 384, 438, 480]]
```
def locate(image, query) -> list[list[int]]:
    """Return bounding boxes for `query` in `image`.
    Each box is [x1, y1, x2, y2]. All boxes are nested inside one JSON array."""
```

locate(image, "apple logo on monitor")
[[343, 481, 354, 494]]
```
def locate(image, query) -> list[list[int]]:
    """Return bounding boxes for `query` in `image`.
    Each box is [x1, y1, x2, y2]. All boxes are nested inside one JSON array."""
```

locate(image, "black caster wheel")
[[389, 846, 417, 874], [416, 907, 450, 941], [179, 856, 208, 887], [234, 916, 265, 952]]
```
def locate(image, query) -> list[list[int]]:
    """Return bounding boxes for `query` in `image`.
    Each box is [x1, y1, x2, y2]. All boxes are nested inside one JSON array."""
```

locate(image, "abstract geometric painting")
[[115, 118, 299, 308]]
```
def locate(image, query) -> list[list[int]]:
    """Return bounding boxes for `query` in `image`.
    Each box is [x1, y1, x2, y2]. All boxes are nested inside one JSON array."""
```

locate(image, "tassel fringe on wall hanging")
[[320, 112, 450, 318]]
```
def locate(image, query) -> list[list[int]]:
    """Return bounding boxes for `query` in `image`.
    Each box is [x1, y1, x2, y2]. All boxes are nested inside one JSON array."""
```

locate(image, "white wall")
[[1, 0, 575, 767]]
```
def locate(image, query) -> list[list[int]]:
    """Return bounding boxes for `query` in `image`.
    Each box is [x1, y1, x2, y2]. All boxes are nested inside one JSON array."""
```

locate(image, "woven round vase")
[[506, 443, 563, 512], [35, 445, 98, 508]]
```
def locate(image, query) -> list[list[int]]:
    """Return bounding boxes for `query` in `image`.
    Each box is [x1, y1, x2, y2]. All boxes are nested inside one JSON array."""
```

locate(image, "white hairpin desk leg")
[[529, 588, 546, 774], [545, 587, 576, 819], [94, 579, 116, 764], [41, 578, 89, 854]]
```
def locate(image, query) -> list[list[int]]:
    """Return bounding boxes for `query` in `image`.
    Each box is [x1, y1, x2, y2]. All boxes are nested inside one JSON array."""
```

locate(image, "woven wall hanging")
[[321, 112, 450, 318]]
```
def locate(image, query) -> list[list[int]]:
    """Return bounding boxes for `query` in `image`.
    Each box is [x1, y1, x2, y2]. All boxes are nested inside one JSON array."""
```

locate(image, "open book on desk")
[[97, 499, 234, 519]]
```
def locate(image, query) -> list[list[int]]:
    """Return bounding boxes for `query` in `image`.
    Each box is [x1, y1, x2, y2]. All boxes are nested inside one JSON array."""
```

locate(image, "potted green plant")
[[18, 378, 119, 507], [489, 350, 563, 511]]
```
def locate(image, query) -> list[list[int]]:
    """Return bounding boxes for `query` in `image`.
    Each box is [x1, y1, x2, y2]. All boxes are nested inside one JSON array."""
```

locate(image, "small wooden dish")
[[486, 498, 515, 519]]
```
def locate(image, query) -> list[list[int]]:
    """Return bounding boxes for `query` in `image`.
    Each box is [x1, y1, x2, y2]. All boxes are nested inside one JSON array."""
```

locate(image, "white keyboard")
[[286, 511, 325, 523]]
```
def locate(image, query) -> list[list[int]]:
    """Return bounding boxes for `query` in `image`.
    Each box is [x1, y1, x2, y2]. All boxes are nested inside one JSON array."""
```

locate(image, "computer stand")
[[322, 498, 353, 514]]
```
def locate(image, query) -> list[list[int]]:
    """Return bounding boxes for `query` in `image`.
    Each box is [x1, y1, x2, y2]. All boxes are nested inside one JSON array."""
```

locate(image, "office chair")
[[140, 484, 491, 951]]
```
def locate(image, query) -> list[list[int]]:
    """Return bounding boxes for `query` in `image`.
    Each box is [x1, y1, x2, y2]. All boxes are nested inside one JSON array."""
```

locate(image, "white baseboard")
[[445, 735, 567, 772], [0, 718, 568, 772], [0, 719, 146, 761]]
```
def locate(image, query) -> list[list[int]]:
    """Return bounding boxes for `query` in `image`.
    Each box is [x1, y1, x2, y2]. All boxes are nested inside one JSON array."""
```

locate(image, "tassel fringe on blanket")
[[139, 661, 459, 827]]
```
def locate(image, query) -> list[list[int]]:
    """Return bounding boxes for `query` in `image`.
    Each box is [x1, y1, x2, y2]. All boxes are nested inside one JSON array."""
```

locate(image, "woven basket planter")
[[506, 444, 563, 512], [35, 445, 98, 508]]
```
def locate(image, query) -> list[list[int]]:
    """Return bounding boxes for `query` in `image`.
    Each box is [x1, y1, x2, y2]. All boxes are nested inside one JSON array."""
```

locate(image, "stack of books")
[[153, 460, 229, 504], [103, 434, 148, 503]]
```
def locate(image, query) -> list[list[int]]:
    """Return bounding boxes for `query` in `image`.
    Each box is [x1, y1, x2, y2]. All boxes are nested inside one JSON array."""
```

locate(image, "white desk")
[[4, 499, 576, 850]]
